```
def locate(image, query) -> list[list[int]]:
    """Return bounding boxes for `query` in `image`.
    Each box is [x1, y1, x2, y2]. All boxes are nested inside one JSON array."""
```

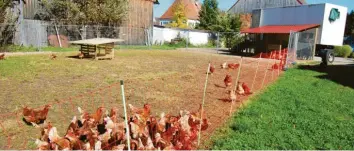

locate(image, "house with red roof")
[[158, 0, 201, 28]]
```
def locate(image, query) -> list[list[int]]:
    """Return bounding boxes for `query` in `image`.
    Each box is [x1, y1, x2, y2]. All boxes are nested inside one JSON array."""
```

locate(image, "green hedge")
[[334, 45, 352, 58]]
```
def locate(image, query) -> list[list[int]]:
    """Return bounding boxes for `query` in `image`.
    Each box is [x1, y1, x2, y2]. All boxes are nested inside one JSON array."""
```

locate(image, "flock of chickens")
[[208, 62, 253, 103], [22, 103, 209, 150]]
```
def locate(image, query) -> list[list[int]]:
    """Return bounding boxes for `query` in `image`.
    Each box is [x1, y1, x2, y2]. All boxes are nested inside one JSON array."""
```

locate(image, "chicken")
[[224, 74, 232, 88], [129, 103, 151, 122], [0, 53, 5, 60], [66, 116, 80, 135], [109, 107, 119, 123], [242, 82, 253, 95], [48, 127, 71, 150], [130, 119, 148, 138], [157, 112, 167, 132], [50, 53, 57, 60], [65, 130, 85, 150], [35, 139, 50, 150], [22, 104, 51, 124], [95, 141, 102, 151], [228, 63, 240, 70], [78, 107, 105, 124], [39, 121, 53, 142], [92, 107, 105, 123], [221, 62, 227, 69], [137, 138, 145, 150], [145, 136, 155, 150], [112, 144, 125, 151], [209, 64, 215, 74], [229, 90, 237, 102], [155, 133, 168, 150], [236, 82, 245, 95], [78, 52, 84, 59]]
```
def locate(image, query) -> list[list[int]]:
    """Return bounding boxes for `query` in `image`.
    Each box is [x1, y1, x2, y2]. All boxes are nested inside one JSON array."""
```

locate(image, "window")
[[160, 21, 171, 26]]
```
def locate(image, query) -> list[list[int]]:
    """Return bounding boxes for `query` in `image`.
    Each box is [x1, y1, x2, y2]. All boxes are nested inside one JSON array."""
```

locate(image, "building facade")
[[159, 0, 201, 28]]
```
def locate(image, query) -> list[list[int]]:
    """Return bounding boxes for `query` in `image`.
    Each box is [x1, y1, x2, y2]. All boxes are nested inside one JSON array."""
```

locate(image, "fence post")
[[197, 63, 211, 146], [54, 23, 62, 48], [217, 32, 220, 54], [186, 30, 189, 49], [120, 80, 131, 151]]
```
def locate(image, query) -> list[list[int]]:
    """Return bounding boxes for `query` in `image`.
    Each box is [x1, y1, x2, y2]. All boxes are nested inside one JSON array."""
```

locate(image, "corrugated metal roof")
[[241, 24, 320, 34]]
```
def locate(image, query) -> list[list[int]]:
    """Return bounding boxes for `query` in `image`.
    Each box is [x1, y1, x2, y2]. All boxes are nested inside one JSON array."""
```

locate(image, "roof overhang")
[[241, 24, 320, 34]]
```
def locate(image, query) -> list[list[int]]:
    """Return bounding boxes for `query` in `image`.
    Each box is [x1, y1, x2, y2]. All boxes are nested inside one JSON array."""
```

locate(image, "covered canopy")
[[241, 24, 320, 34]]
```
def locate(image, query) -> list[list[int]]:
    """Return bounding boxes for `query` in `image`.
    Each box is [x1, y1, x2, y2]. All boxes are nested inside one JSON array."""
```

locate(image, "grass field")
[[212, 64, 354, 150], [1, 42, 215, 53], [0, 50, 278, 149]]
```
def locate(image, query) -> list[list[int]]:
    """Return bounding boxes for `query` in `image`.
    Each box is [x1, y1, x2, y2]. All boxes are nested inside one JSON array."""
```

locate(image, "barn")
[[228, 0, 307, 30]]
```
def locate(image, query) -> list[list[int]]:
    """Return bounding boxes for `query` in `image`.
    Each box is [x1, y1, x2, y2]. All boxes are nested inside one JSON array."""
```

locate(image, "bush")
[[334, 45, 353, 58], [350, 52, 354, 58]]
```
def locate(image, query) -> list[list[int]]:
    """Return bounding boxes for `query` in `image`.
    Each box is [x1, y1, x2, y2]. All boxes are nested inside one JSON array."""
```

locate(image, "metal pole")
[[197, 63, 211, 146], [19, 0, 24, 46], [120, 80, 131, 151]]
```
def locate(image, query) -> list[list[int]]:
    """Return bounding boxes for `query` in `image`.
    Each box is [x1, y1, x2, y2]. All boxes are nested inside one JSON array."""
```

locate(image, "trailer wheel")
[[327, 51, 335, 63]]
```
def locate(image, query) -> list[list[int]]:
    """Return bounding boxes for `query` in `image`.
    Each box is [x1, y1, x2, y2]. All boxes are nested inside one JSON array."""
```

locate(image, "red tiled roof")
[[241, 24, 319, 34], [160, 0, 201, 20]]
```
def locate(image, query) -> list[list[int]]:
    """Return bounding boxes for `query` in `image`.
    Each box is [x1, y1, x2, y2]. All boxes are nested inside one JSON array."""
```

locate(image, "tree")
[[167, 0, 188, 28], [38, 0, 128, 26], [216, 12, 242, 49], [345, 11, 354, 36], [196, 0, 219, 30], [0, 0, 24, 47]]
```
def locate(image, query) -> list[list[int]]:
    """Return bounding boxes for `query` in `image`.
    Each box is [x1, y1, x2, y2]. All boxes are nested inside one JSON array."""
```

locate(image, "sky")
[[153, 0, 354, 18]]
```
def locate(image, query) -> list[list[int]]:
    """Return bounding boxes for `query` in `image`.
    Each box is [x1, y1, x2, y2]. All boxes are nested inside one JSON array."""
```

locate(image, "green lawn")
[[212, 64, 354, 150]]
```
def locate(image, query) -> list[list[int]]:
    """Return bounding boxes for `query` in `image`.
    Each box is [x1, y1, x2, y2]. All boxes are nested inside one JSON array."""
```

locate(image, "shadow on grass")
[[298, 64, 354, 89]]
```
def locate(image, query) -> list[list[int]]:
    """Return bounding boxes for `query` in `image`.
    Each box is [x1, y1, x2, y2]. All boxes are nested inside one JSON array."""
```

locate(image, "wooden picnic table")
[[70, 38, 124, 60]]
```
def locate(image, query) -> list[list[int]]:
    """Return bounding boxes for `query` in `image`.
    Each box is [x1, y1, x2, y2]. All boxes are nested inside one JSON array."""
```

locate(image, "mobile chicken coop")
[[241, 3, 348, 66]]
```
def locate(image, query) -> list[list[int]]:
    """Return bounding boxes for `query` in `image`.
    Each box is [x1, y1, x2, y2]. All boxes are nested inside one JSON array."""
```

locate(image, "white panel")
[[259, 3, 347, 46], [260, 4, 325, 26], [320, 3, 347, 46]]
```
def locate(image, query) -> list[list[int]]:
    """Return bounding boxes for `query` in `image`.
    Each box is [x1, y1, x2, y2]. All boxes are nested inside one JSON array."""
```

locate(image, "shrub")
[[334, 45, 353, 58], [350, 52, 354, 58]]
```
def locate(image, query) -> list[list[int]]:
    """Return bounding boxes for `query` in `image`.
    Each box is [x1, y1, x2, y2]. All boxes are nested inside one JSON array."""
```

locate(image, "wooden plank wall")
[[121, 0, 153, 45], [228, 0, 303, 14]]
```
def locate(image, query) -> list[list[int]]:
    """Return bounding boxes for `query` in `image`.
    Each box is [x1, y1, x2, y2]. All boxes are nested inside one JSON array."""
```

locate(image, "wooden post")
[[95, 45, 98, 60], [230, 57, 243, 115], [312, 28, 319, 60], [251, 53, 262, 91], [120, 80, 131, 151], [261, 52, 272, 89], [197, 63, 211, 146]]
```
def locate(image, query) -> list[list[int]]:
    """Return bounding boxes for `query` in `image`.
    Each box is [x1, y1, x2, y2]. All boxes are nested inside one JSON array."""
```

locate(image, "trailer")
[[243, 3, 348, 66]]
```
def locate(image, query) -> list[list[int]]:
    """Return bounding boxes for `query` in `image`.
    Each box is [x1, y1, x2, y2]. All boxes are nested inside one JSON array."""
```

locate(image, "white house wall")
[[259, 3, 347, 46], [153, 27, 209, 45]]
